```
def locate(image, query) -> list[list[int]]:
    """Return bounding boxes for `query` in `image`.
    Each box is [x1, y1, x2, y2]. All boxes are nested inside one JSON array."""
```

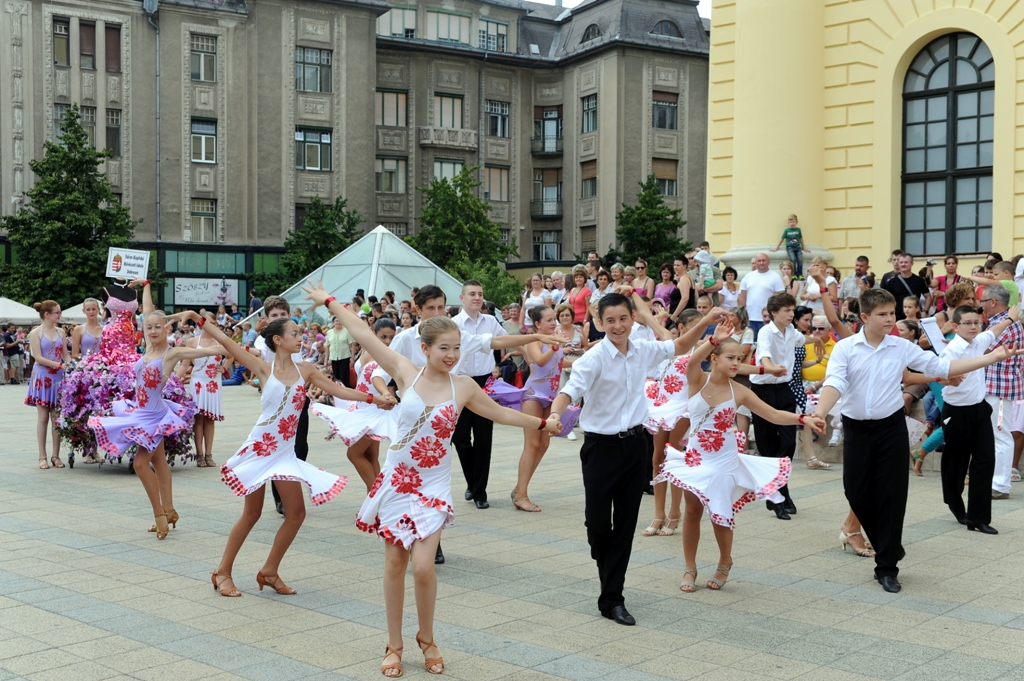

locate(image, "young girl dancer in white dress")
[[198, 314, 388, 598], [179, 328, 232, 467], [303, 283, 560, 679], [658, 320, 825, 592]]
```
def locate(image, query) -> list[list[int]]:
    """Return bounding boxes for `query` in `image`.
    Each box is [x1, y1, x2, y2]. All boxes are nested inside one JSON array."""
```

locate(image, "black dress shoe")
[[773, 506, 791, 520], [464, 489, 474, 501], [474, 499, 490, 509], [967, 521, 998, 534], [275, 501, 285, 516], [784, 500, 797, 515], [644, 483, 654, 495], [600, 605, 635, 626], [435, 544, 445, 565], [953, 514, 968, 525], [876, 575, 902, 593]]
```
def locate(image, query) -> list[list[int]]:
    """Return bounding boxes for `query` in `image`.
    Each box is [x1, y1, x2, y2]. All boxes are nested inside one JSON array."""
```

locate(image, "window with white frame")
[[190, 199, 217, 243], [375, 91, 407, 127], [53, 19, 69, 66], [434, 95, 463, 129], [486, 100, 510, 138], [375, 157, 406, 193], [295, 129, 332, 171], [427, 10, 471, 44], [382, 222, 408, 236], [377, 8, 417, 38], [105, 109, 121, 156], [533, 231, 562, 261], [54, 104, 68, 140], [582, 94, 598, 133], [80, 106, 97, 147], [652, 92, 678, 130], [485, 166, 509, 201], [479, 20, 508, 52], [500, 228, 511, 245], [295, 48, 332, 93], [191, 34, 216, 82], [434, 159, 463, 181], [191, 119, 217, 163]]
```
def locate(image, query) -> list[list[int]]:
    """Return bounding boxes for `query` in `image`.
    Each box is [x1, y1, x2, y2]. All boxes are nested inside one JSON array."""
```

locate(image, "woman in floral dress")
[[26, 300, 70, 468], [197, 315, 391, 598], [180, 327, 232, 468], [304, 284, 560, 679], [657, 320, 825, 592]]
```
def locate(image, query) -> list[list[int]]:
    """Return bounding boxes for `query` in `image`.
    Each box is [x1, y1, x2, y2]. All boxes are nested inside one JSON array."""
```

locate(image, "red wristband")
[[366, 392, 374, 404], [759, 365, 765, 375], [325, 296, 337, 306], [708, 337, 719, 347], [142, 280, 150, 287], [538, 418, 547, 431], [197, 317, 206, 327], [798, 414, 806, 426]]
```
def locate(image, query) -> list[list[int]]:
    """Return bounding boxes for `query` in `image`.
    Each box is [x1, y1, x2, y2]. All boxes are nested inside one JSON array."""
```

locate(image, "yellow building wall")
[[709, 0, 1023, 273]]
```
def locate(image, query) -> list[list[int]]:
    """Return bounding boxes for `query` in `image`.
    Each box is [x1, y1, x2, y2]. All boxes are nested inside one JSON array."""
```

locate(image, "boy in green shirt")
[[771, 213, 810, 276]]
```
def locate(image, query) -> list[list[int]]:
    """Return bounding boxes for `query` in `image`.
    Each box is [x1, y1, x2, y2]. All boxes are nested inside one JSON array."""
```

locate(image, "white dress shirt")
[[751, 322, 801, 385], [940, 331, 995, 406], [389, 323, 492, 372], [629, 321, 656, 343], [453, 310, 507, 377], [823, 331, 951, 420], [560, 338, 676, 434], [254, 334, 303, 366]]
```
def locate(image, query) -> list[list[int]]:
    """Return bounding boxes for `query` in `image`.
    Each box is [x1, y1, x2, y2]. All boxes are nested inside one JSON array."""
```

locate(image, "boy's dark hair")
[[989, 252, 1004, 262], [952, 305, 981, 325], [859, 288, 895, 315], [462, 279, 483, 290], [597, 292, 633, 320], [368, 296, 378, 304], [856, 255, 869, 264], [698, 241, 710, 248], [415, 285, 446, 308], [766, 292, 796, 314]]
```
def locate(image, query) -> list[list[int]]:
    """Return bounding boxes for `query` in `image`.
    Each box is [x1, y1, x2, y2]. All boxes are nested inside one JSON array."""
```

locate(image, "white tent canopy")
[[244, 226, 465, 324], [62, 302, 88, 324], [0, 297, 42, 325]]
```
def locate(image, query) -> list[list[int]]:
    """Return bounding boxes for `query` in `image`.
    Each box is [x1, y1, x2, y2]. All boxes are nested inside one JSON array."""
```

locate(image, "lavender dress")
[[79, 330, 101, 358], [522, 345, 563, 408], [88, 349, 190, 456], [25, 332, 65, 408]]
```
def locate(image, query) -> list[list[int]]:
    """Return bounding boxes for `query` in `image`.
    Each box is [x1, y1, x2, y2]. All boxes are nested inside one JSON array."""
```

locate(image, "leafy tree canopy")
[[609, 174, 690, 269], [1, 104, 141, 308]]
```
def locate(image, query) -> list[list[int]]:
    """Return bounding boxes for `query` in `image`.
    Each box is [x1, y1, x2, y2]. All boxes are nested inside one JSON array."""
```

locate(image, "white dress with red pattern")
[[655, 379, 789, 529], [88, 350, 191, 456], [643, 354, 692, 433], [220, 361, 347, 505], [309, 355, 397, 445], [356, 369, 457, 549], [189, 355, 224, 421]]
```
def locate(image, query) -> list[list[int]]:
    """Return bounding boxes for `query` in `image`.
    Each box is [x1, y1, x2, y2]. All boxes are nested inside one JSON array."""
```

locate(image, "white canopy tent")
[[243, 226, 465, 324], [0, 297, 42, 325], [62, 302, 89, 324]]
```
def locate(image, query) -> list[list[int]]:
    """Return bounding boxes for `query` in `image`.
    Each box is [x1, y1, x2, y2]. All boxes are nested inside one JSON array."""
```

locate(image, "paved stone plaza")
[[3, 384, 1024, 681]]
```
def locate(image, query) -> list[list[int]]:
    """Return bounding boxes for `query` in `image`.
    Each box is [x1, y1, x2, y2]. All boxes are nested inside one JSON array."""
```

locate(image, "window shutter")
[[581, 160, 597, 180], [652, 91, 678, 103], [80, 23, 95, 56], [652, 158, 677, 179], [105, 25, 121, 72]]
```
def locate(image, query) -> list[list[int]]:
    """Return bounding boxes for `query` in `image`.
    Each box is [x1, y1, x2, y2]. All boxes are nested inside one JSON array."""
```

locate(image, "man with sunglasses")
[[980, 285, 1024, 501]]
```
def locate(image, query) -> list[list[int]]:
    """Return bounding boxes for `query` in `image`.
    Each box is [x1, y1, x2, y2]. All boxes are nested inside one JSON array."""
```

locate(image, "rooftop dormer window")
[[651, 20, 681, 38], [582, 24, 601, 43]]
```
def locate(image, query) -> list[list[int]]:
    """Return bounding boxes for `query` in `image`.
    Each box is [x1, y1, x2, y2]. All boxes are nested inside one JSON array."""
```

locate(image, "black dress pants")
[[272, 397, 310, 505], [940, 401, 994, 525], [331, 358, 352, 388], [842, 410, 908, 578], [751, 383, 796, 504], [452, 374, 494, 502], [581, 430, 645, 612]]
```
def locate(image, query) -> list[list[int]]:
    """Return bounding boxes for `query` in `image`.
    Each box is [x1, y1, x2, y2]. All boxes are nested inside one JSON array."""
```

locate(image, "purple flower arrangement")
[[55, 354, 198, 465]]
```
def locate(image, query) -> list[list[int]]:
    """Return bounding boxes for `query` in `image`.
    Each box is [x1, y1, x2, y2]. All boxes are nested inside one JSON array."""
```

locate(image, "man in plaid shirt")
[[982, 285, 1024, 499]]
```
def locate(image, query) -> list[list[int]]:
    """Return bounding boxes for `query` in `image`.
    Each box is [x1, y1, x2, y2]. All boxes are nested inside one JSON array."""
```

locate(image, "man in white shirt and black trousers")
[[813, 288, 1021, 593], [550, 293, 724, 625], [452, 280, 507, 509]]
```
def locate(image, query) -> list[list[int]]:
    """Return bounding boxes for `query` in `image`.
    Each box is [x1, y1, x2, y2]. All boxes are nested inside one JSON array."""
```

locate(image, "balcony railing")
[[531, 135, 563, 155], [530, 199, 562, 219]]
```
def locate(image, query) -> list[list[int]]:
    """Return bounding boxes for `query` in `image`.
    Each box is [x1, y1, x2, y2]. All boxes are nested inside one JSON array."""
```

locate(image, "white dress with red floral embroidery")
[[356, 369, 458, 549], [643, 354, 692, 433], [220, 361, 347, 505], [309, 355, 397, 446], [655, 379, 789, 529], [189, 355, 224, 421]]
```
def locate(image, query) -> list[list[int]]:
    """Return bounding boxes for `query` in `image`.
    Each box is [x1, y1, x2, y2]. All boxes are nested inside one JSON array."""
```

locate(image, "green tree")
[[0, 104, 140, 308], [447, 258, 524, 309], [247, 195, 363, 297], [407, 167, 515, 267], [612, 174, 690, 267]]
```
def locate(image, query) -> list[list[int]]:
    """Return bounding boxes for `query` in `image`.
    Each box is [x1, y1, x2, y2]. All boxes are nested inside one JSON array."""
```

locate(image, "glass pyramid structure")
[[248, 226, 465, 323]]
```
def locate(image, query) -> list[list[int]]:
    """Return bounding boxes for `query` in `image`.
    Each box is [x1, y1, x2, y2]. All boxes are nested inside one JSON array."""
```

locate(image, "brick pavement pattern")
[[3, 384, 1024, 681]]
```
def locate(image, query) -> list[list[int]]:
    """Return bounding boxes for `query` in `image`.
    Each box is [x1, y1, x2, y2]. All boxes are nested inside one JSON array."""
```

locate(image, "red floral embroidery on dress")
[[252, 432, 279, 457], [205, 362, 219, 379], [645, 381, 661, 400], [43, 377, 52, 390], [397, 514, 418, 535], [732, 491, 756, 512], [34, 378, 42, 390], [291, 385, 307, 411], [684, 448, 702, 467], [431, 405, 458, 439], [356, 383, 370, 394], [391, 463, 422, 494], [653, 396, 669, 407], [697, 428, 725, 452], [362, 363, 376, 384], [368, 472, 385, 498], [713, 407, 736, 432], [663, 374, 684, 395], [278, 414, 299, 441], [410, 437, 446, 468], [136, 387, 149, 409], [549, 375, 561, 393], [195, 381, 202, 395], [673, 356, 690, 374], [205, 380, 219, 394], [143, 365, 161, 389]]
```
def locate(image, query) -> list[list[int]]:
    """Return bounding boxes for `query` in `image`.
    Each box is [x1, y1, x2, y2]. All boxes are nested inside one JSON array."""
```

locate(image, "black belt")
[[587, 425, 644, 440]]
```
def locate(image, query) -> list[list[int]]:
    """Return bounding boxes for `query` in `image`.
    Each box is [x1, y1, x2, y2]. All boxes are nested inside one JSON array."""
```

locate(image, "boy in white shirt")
[[938, 304, 1019, 534], [813, 289, 1023, 593]]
